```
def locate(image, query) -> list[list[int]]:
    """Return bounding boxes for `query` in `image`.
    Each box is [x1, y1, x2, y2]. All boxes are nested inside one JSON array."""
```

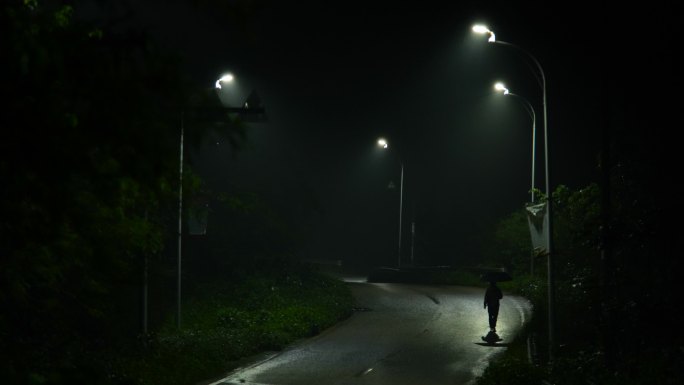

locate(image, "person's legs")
[[488, 304, 500, 331]]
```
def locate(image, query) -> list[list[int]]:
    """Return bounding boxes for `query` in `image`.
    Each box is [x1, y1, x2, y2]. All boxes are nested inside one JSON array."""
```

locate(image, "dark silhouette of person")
[[484, 281, 503, 332]]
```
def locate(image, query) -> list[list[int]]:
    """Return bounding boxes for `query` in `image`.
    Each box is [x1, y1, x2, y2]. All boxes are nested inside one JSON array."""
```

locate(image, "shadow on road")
[[474, 342, 511, 348]]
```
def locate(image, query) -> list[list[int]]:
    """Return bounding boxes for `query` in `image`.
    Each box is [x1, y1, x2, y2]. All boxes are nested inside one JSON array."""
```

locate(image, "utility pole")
[[177, 112, 184, 329]]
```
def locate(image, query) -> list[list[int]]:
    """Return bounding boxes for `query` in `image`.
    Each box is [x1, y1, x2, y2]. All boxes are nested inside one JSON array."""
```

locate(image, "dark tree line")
[[0, 2, 247, 382]]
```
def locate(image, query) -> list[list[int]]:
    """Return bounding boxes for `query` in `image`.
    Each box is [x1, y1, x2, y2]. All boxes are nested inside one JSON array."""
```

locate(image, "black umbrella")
[[479, 271, 512, 282]]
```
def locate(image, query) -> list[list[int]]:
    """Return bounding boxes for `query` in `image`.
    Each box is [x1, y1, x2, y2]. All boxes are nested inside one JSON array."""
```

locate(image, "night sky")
[[76, 1, 680, 269]]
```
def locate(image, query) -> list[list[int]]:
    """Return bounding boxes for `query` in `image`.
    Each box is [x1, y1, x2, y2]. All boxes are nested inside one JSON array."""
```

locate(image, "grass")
[[114, 264, 354, 385]]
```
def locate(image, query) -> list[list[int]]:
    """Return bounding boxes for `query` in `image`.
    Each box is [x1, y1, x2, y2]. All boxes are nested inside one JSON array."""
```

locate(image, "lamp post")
[[474, 24, 555, 361], [494, 82, 537, 203], [177, 111, 184, 329], [495, 82, 539, 276], [176, 73, 237, 329], [378, 138, 404, 268]]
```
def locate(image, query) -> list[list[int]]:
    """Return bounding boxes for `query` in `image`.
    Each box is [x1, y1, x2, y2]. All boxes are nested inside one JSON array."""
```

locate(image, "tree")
[[481, 208, 531, 274], [0, 2, 244, 382]]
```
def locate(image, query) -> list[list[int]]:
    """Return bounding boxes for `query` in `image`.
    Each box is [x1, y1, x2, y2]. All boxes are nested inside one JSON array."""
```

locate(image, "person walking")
[[484, 281, 503, 332]]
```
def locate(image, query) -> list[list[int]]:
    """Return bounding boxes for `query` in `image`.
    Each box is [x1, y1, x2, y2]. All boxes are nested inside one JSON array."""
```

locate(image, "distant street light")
[[495, 82, 539, 276], [472, 24, 496, 42], [377, 138, 404, 268], [494, 82, 537, 203], [474, 24, 556, 361], [215, 73, 234, 89], [494, 82, 509, 95]]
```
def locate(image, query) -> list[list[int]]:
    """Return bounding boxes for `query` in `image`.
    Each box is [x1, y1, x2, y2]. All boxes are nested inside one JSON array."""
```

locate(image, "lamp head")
[[472, 24, 496, 42], [472, 25, 489, 34], [215, 73, 234, 89], [494, 82, 510, 95], [377, 138, 388, 149]]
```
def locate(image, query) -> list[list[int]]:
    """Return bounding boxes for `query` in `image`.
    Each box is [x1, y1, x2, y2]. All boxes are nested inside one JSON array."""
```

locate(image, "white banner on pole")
[[525, 202, 548, 257], [188, 203, 209, 235]]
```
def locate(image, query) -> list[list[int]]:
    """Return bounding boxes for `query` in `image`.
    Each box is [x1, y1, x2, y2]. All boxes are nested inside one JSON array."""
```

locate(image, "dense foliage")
[[0, 2, 311, 384], [477, 174, 683, 384], [118, 262, 353, 385], [2, 2, 173, 382]]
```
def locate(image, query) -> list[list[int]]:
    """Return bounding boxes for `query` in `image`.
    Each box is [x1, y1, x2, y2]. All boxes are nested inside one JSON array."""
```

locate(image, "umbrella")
[[479, 271, 512, 282]]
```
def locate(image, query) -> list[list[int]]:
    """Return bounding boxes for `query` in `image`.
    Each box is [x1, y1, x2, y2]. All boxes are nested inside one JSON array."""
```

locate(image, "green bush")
[[477, 355, 546, 385], [117, 267, 353, 385]]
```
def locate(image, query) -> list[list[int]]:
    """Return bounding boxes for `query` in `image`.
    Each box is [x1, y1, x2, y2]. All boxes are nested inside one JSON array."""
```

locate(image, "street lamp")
[[377, 138, 404, 268], [474, 24, 556, 361], [472, 24, 496, 42], [215, 73, 234, 89], [494, 82, 537, 203], [177, 72, 247, 329], [495, 82, 539, 277]]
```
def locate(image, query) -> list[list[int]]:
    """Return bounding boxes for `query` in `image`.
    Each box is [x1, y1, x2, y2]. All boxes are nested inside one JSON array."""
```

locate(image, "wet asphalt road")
[[208, 281, 532, 385]]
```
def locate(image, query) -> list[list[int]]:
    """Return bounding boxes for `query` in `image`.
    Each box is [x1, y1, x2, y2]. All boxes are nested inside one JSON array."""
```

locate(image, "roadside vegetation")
[[117, 261, 353, 385], [474, 181, 682, 385]]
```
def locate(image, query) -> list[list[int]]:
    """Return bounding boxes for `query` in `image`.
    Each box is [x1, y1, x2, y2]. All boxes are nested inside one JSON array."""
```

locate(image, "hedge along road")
[[206, 282, 532, 385]]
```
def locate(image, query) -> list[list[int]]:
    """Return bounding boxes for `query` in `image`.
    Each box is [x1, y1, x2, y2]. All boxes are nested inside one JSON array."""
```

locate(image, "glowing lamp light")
[[377, 138, 388, 149], [215, 73, 234, 89], [472, 25, 489, 34], [472, 24, 496, 42], [494, 82, 510, 95]]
